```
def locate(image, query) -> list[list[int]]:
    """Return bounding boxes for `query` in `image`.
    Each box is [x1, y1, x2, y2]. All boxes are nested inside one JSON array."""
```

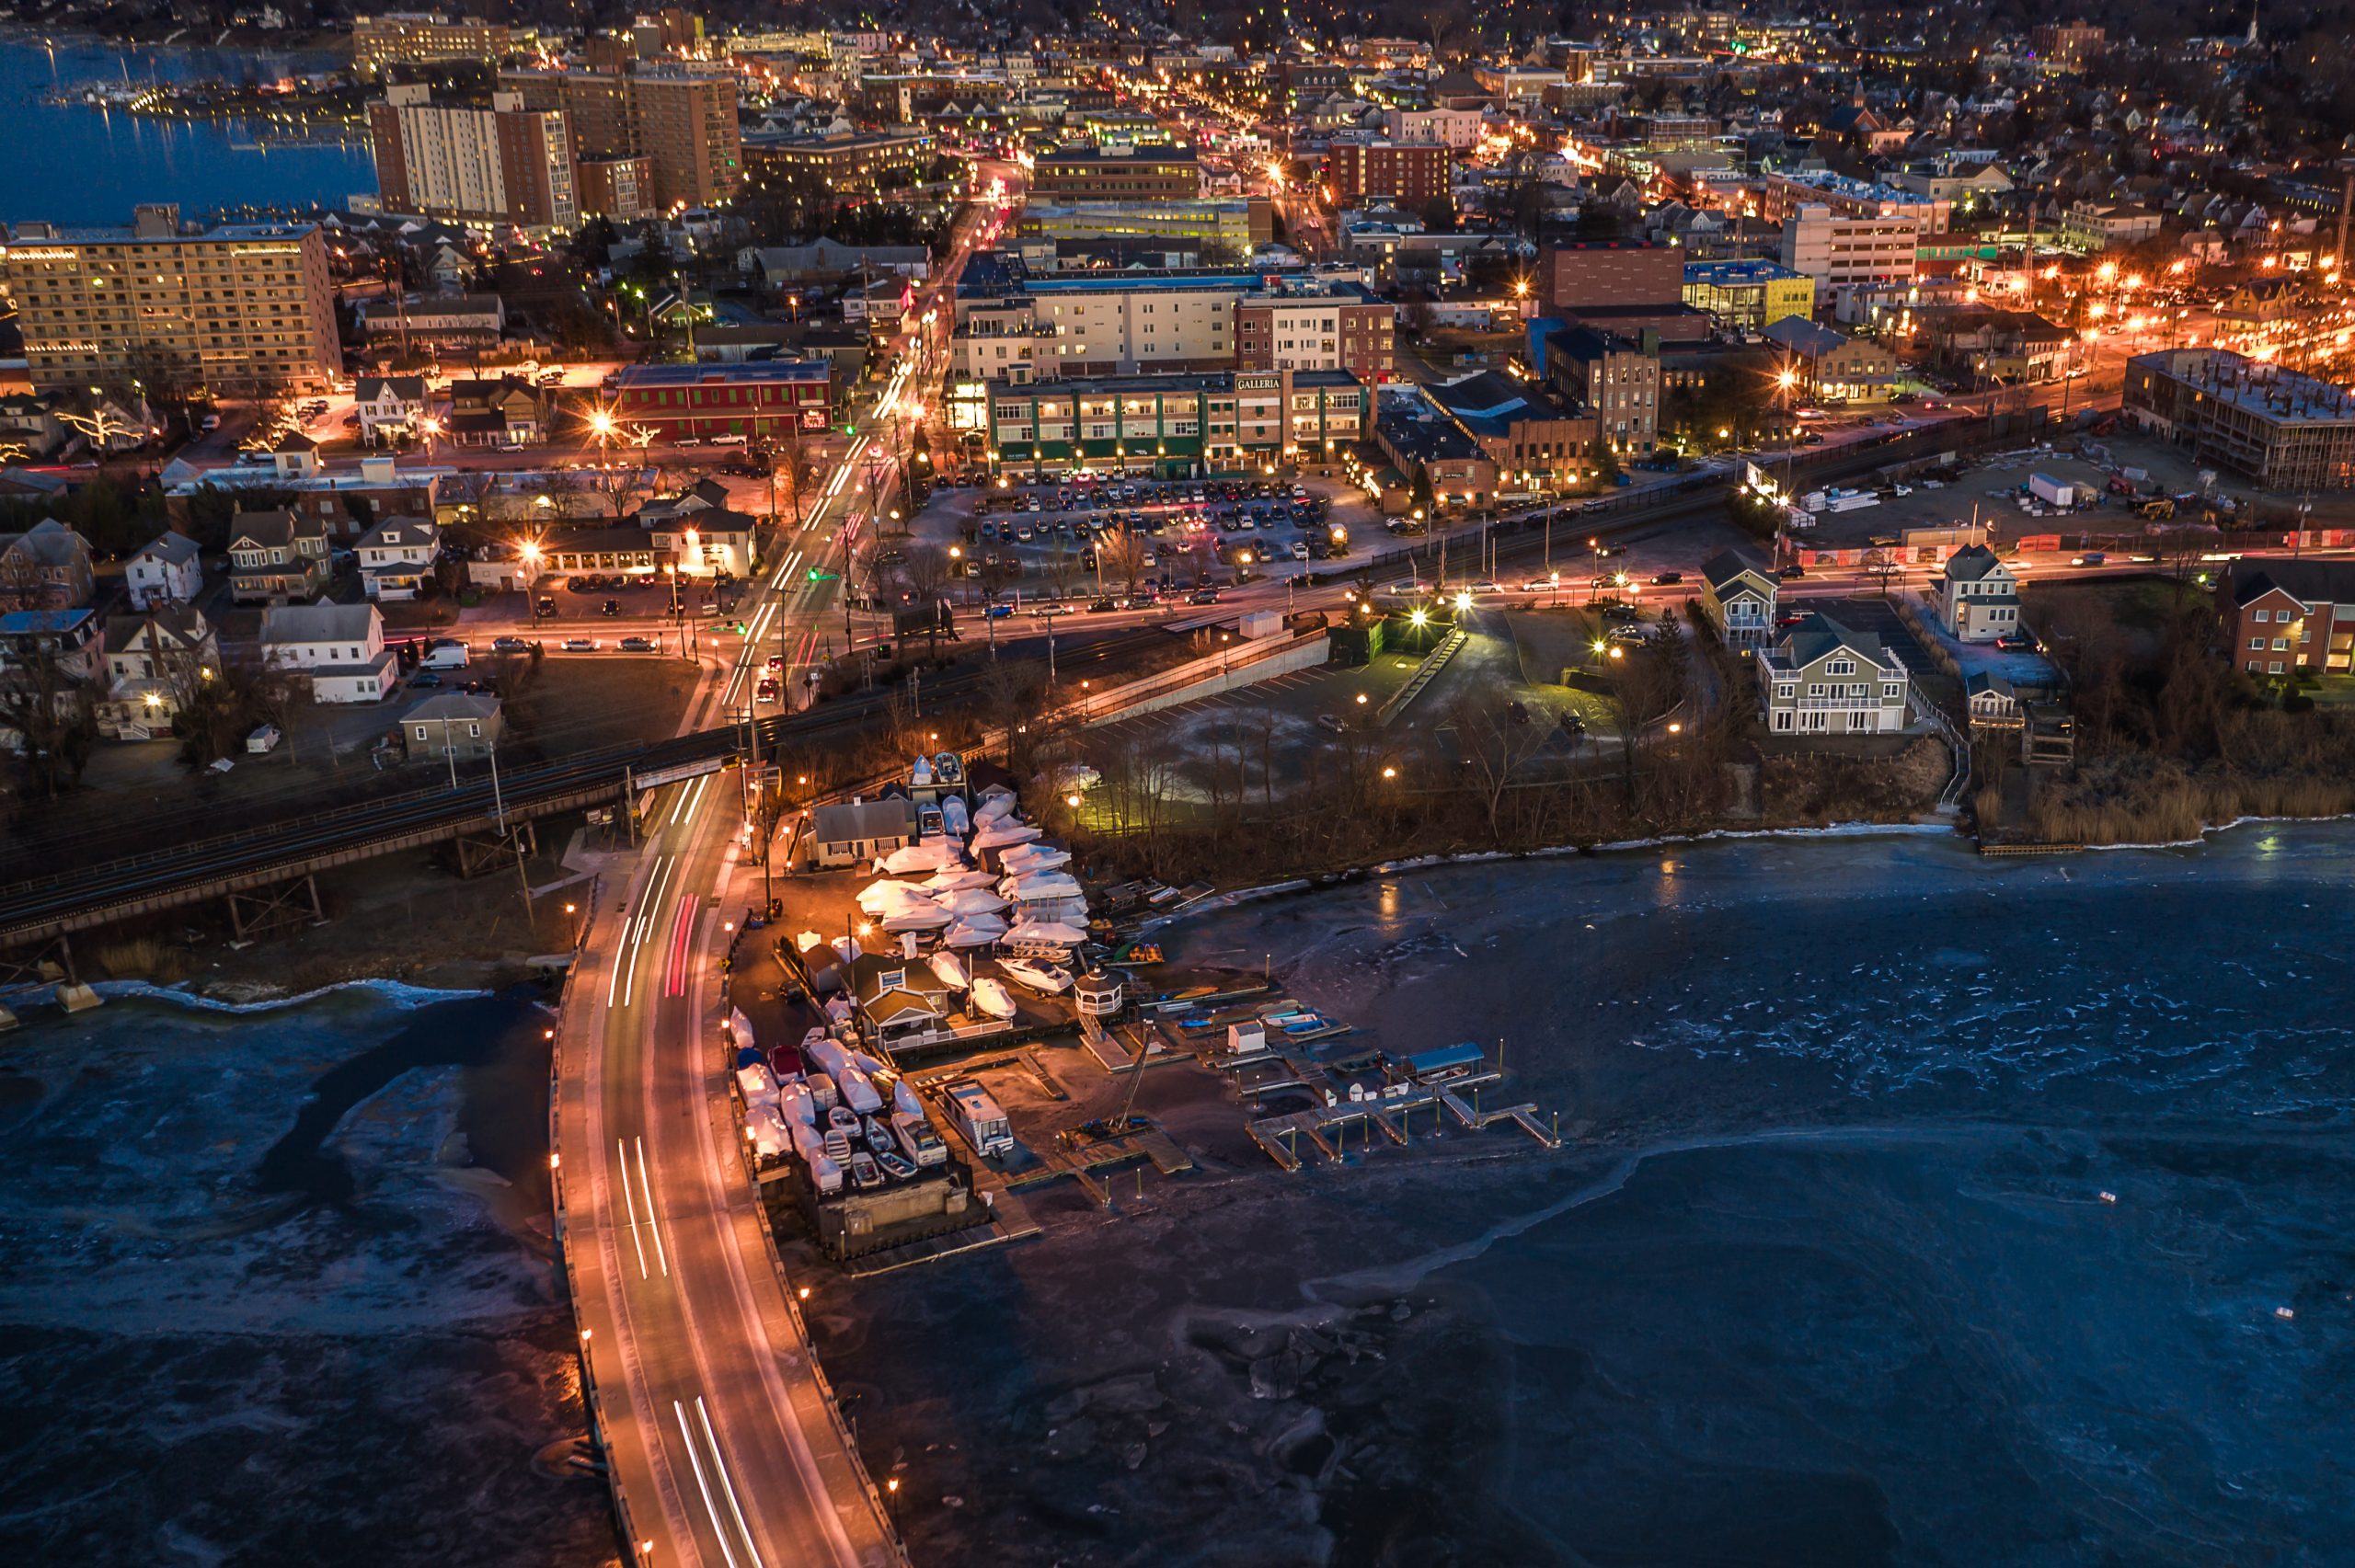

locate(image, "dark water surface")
[[821, 826, 2355, 1568], [0, 984, 610, 1568], [0, 37, 373, 223]]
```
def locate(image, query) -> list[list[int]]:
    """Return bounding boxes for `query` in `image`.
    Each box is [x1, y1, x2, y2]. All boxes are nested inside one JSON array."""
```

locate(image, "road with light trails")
[[557, 183, 1013, 1568]]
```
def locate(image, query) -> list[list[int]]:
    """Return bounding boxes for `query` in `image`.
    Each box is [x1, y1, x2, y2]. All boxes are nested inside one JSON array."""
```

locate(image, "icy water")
[[0, 984, 614, 1568], [821, 825, 2355, 1567]]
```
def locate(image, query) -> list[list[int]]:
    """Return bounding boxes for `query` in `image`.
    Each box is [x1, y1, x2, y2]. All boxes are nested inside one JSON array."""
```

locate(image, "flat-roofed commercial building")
[[0, 204, 341, 397], [1759, 169, 1949, 234], [1539, 237, 1684, 316], [608, 361, 833, 441], [1029, 143, 1200, 202], [987, 370, 1368, 476], [952, 256, 1394, 386], [741, 130, 936, 199], [2126, 347, 2355, 490]]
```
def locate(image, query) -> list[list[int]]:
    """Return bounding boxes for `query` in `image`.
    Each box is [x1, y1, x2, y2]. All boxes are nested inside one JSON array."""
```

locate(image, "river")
[[816, 824, 2355, 1567], [0, 982, 613, 1567], [0, 35, 374, 224]]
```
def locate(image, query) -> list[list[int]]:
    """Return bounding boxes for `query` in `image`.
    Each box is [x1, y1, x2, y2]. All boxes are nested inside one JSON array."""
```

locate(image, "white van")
[[419, 639, 470, 670]]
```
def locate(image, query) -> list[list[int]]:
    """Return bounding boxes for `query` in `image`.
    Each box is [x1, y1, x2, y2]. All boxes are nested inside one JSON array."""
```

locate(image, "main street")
[[556, 181, 1005, 1568]]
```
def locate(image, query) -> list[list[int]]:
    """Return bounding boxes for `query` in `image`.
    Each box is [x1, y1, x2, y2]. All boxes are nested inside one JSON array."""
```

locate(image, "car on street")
[[618, 635, 657, 652], [1522, 578, 1558, 591], [985, 602, 1014, 618], [1188, 588, 1220, 604], [601, 599, 620, 616], [755, 677, 780, 702], [409, 671, 443, 688], [1088, 597, 1119, 612], [1994, 634, 2036, 652], [1028, 602, 1066, 618], [561, 637, 598, 651], [1649, 571, 1685, 586], [492, 635, 530, 652]]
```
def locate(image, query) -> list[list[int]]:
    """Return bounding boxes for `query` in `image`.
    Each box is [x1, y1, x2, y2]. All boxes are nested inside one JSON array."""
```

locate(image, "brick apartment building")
[[1324, 141, 1453, 205], [2220, 558, 2355, 675]]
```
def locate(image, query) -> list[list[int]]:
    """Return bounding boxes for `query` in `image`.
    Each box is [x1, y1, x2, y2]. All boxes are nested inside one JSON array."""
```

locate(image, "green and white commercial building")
[[986, 369, 1368, 477]]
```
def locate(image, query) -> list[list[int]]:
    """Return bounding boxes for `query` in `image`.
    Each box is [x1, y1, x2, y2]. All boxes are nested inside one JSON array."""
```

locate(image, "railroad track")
[[0, 622, 1182, 950]]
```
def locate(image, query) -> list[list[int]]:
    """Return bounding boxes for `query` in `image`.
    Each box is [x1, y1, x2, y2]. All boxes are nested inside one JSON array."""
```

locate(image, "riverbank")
[[60, 831, 592, 1006], [812, 823, 2355, 1567]]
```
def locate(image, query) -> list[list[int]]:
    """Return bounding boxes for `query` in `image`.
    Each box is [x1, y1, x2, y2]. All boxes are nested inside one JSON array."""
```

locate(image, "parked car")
[[601, 599, 621, 616], [534, 596, 557, 617], [561, 637, 598, 651], [409, 671, 443, 688]]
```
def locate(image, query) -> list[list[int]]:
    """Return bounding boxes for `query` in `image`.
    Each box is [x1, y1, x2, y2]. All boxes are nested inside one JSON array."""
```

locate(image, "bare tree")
[[1862, 547, 1904, 598], [1096, 527, 1149, 601], [902, 544, 952, 658], [1442, 693, 1555, 843], [770, 421, 812, 531], [580, 463, 654, 521], [1044, 542, 1082, 601]]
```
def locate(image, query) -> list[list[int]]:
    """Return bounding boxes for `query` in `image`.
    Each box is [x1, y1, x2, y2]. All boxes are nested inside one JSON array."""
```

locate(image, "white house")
[[98, 603, 218, 738], [124, 531, 204, 610], [354, 375, 429, 447], [258, 602, 396, 704], [1699, 547, 1777, 649], [1757, 613, 1913, 734], [1937, 544, 2020, 643], [355, 515, 442, 601]]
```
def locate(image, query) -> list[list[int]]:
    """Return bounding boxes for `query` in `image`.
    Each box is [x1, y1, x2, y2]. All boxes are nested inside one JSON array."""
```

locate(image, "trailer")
[[2028, 473, 2074, 509]]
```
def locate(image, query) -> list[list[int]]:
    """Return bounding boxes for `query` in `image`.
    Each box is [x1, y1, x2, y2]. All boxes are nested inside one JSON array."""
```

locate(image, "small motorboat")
[[876, 1150, 918, 1181], [999, 956, 1073, 995], [822, 1129, 855, 1166], [849, 1151, 882, 1189], [969, 976, 1017, 1020], [863, 1116, 896, 1156], [828, 1105, 860, 1134]]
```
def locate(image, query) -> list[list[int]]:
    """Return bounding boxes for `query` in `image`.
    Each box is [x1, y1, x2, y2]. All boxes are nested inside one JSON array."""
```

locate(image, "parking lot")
[[924, 473, 1377, 605]]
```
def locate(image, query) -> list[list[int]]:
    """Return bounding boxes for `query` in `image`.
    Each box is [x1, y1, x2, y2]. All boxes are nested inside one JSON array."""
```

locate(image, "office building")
[[1382, 107, 1487, 150], [368, 85, 578, 229], [986, 370, 1368, 477], [1779, 204, 1921, 298], [2126, 348, 2355, 491], [1682, 259, 1815, 330], [1029, 143, 1201, 202], [1015, 200, 1272, 258], [0, 205, 340, 397], [351, 12, 525, 74], [1325, 140, 1453, 205]]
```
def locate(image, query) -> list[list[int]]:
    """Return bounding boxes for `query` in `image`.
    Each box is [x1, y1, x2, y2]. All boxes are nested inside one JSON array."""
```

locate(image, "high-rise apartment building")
[[369, 85, 579, 229], [627, 64, 742, 209], [351, 13, 526, 75], [500, 63, 741, 211], [0, 205, 342, 396]]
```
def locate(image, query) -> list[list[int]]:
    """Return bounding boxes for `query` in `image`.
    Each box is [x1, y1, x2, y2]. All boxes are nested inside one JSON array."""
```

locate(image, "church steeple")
[[2247, 1, 2261, 47]]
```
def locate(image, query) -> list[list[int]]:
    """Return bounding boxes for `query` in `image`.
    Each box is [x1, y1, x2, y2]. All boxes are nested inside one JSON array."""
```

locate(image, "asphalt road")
[[559, 189, 1010, 1568]]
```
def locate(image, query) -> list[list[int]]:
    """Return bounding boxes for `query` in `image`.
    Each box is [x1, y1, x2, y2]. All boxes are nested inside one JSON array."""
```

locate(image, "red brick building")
[[607, 361, 833, 441], [1540, 238, 1685, 316], [1324, 141, 1453, 205], [2221, 558, 2355, 676]]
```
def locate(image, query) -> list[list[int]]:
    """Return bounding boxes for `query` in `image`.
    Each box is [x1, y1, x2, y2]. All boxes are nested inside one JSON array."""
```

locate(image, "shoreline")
[[1141, 807, 2355, 937]]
